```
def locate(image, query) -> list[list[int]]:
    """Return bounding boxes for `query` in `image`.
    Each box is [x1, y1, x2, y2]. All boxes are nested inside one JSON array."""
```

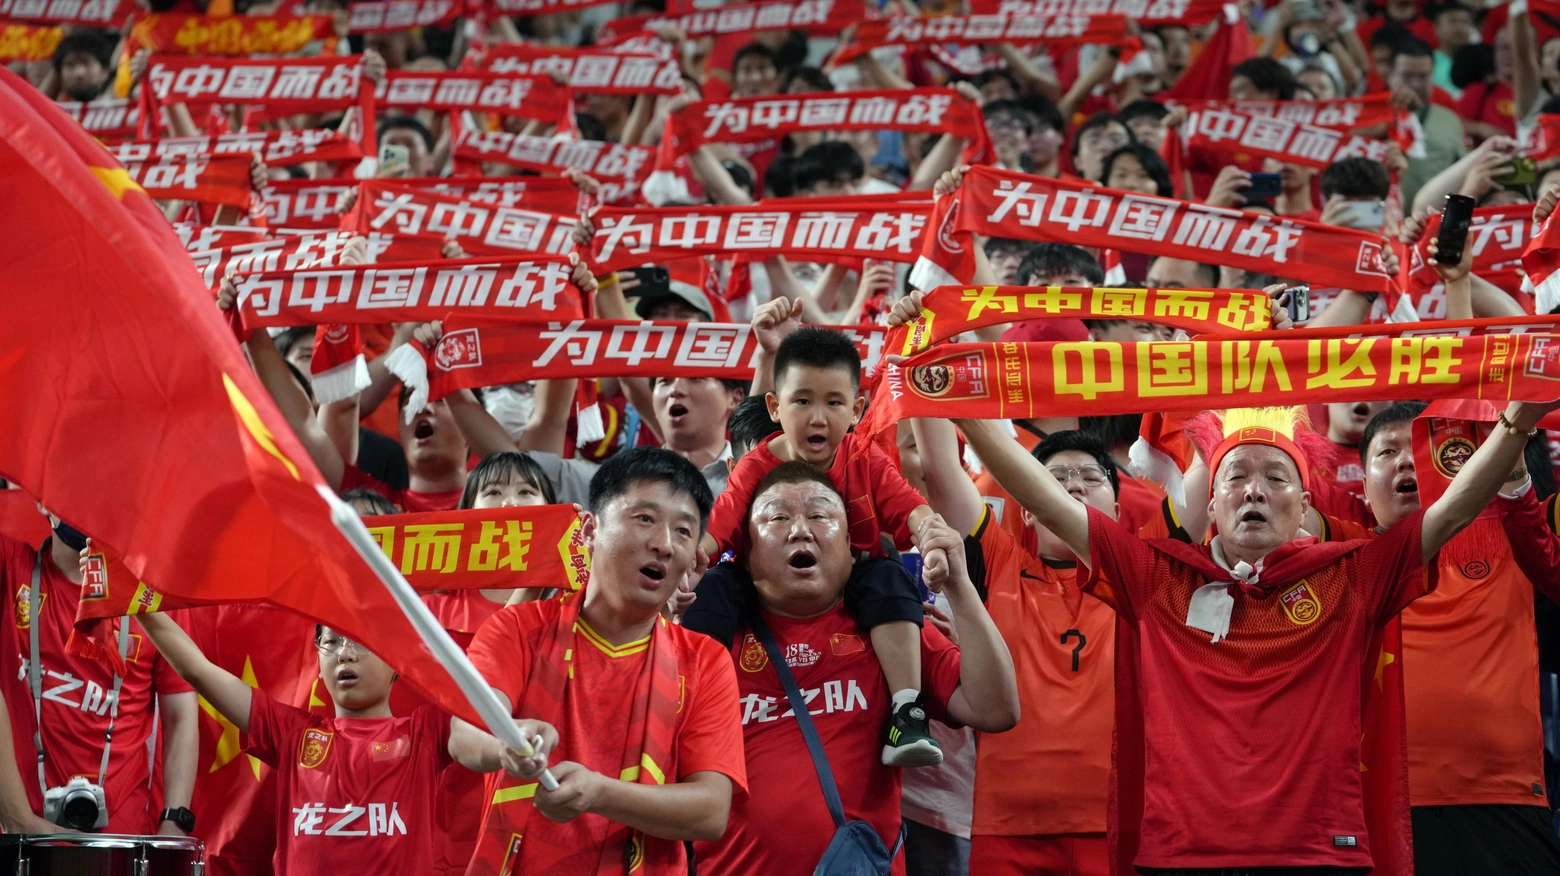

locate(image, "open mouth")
[[806, 435, 828, 451], [1396, 478, 1419, 494], [413, 420, 434, 440], [640, 563, 666, 582], [788, 550, 818, 569], [1353, 403, 1372, 418], [1240, 510, 1267, 524], [668, 403, 688, 420], [335, 667, 358, 686]]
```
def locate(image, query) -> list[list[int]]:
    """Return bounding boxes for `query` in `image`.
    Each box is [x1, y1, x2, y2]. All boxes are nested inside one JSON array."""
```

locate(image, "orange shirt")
[[966, 506, 1116, 837], [972, 425, 1046, 552]]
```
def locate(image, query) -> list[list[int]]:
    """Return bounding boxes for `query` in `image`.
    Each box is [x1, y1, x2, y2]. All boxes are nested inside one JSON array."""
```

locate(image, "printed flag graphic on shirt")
[[0, 67, 483, 726]]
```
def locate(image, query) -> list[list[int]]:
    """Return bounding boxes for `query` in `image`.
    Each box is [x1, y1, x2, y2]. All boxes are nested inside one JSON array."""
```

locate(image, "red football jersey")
[[708, 431, 928, 559], [245, 691, 451, 876], [465, 600, 747, 876], [0, 535, 193, 834], [338, 464, 461, 513], [692, 604, 963, 876], [1082, 508, 1433, 870]]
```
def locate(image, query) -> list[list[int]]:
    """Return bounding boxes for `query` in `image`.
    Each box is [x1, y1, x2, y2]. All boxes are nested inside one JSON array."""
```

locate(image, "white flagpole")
[[319, 486, 560, 791]]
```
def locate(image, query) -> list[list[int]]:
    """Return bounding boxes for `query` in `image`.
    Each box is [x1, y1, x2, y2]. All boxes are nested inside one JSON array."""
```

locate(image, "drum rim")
[[1, 833, 205, 851]]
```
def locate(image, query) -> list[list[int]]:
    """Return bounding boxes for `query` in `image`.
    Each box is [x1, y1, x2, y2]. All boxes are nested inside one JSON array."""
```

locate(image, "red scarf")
[[477, 44, 682, 95], [833, 14, 1133, 64], [126, 12, 335, 56], [0, 23, 61, 61], [972, 0, 1226, 24], [140, 55, 375, 150], [454, 129, 652, 205], [426, 318, 886, 400], [348, 0, 462, 32], [107, 129, 361, 168], [125, 154, 254, 209], [343, 181, 578, 258], [588, 200, 931, 271], [596, 0, 864, 45], [0, 0, 132, 26], [1164, 4, 1253, 101], [54, 97, 141, 138], [490, 0, 628, 15], [376, 70, 573, 128], [1397, 204, 1533, 319], [259, 176, 586, 229], [190, 231, 451, 288], [913, 165, 1394, 294], [890, 283, 1273, 358], [1173, 101, 1415, 171], [1521, 113, 1560, 160], [474, 590, 681, 876], [1520, 205, 1560, 314], [173, 223, 267, 252]]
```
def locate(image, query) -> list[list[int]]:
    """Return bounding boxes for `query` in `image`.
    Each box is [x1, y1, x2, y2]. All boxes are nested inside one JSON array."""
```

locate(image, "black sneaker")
[[882, 698, 942, 767]]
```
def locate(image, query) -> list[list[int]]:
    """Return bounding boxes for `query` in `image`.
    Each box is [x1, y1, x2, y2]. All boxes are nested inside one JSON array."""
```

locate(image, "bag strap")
[[748, 612, 848, 831]]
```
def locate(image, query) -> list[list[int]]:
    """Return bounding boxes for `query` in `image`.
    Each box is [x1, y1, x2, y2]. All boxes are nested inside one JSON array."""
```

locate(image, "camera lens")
[[60, 795, 99, 832]]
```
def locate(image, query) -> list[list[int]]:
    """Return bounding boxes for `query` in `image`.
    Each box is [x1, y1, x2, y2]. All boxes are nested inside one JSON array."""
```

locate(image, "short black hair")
[[588, 446, 714, 532], [52, 29, 114, 74], [275, 326, 314, 358], [982, 98, 1034, 135], [972, 69, 1020, 96], [378, 115, 435, 153], [460, 450, 557, 509], [1359, 401, 1429, 465], [752, 459, 842, 508], [1070, 113, 1133, 164], [1370, 22, 1415, 52], [1396, 37, 1436, 62], [1032, 430, 1121, 497], [1016, 94, 1065, 135], [793, 141, 864, 192], [575, 113, 609, 143], [728, 394, 782, 459], [1320, 157, 1391, 200], [1118, 99, 1169, 127], [764, 153, 796, 198], [1100, 143, 1172, 196], [732, 42, 779, 73], [782, 65, 834, 93], [983, 237, 1034, 263], [1428, 0, 1474, 21], [1017, 243, 1105, 286], [773, 326, 861, 394], [340, 488, 398, 515], [1451, 43, 1496, 90], [1080, 414, 1143, 456], [1231, 57, 1299, 100]]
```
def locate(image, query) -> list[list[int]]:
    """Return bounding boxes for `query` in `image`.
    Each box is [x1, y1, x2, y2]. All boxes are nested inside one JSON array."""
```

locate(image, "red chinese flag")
[[1165, 5, 1254, 101], [0, 68, 481, 726]]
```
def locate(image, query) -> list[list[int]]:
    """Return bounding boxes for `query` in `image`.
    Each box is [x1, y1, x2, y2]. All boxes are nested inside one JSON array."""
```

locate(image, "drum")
[[0, 833, 204, 875]]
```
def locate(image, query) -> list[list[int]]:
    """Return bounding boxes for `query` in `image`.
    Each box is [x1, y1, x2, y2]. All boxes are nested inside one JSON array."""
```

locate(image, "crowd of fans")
[[6, 0, 1560, 874]]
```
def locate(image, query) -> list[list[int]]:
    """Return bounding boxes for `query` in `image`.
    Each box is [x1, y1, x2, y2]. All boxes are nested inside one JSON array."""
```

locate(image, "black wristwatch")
[[160, 807, 195, 833]]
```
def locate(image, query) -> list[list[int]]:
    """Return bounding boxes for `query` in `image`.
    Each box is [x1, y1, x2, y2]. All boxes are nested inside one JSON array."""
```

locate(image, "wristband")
[[1498, 410, 1538, 437], [594, 272, 619, 287]]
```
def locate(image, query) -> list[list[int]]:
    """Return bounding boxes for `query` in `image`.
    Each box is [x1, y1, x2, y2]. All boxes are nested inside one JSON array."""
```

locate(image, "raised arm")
[[917, 514, 1020, 732], [1513, 4, 1543, 121], [135, 613, 254, 733], [911, 417, 985, 535], [954, 418, 1091, 561], [155, 690, 198, 835], [444, 387, 524, 458]]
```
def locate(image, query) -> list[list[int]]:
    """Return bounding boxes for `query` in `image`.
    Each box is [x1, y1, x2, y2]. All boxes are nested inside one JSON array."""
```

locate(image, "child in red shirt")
[[688, 327, 942, 768]]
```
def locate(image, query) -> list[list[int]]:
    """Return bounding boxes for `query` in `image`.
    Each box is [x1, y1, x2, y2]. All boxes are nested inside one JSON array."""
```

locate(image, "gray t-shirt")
[[528, 446, 730, 508]]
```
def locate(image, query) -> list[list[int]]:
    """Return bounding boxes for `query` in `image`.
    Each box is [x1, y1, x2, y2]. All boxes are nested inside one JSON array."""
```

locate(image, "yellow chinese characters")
[[1138, 342, 1207, 397], [469, 520, 533, 573]]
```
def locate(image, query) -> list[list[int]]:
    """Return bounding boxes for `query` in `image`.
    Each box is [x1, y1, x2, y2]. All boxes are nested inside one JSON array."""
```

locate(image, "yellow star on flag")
[[89, 166, 143, 201], [202, 655, 264, 781], [1374, 649, 1396, 691]]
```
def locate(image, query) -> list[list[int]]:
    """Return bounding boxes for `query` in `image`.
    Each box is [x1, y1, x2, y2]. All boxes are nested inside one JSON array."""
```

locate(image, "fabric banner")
[[74, 506, 590, 626], [833, 14, 1133, 63], [974, 0, 1225, 24], [257, 178, 352, 228], [348, 0, 462, 32], [106, 129, 362, 168], [0, 22, 60, 61], [865, 334, 1560, 433], [426, 318, 887, 399], [454, 129, 651, 204], [477, 44, 681, 95], [376, 69, 572, 125], [343, 180, 578, 257], [0, 0, 131, 27], [595, 0, 862, 44], [1521, 205, 1560, 314], [143, 54, 367, 111], [912, 165, 1393, 294], [489, 0, 626, 15], [54, 97, 141, 137], [588, 200, 931, 270], [126, 13, 335, 56], [126, 154, 254, 209], [1176, 105, 1399, 170], [234, 256, 583, 327], [1399, 204, 1532, 318], [258, 176, 585, 228], [174, 223, 268, 252], [190, 231, 456, 286], [1207, 314, 1560, 341], [890, 283, 1273, 356], [1521, 113, 1560, 160]]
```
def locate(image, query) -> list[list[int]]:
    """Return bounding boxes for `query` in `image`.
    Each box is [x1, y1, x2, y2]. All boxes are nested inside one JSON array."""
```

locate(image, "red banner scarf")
[[258, 176, 586, 228], [189, 231, 362, 288], [376, 69, 573, 126], [588, 200, 931, 271], [258, 178, 353, 228], [488, 0, 629, 15], [454, 129, 652, 205], [174, 223, 268, 252], [912, 165, 1394, 294], [862, 334, 1560, 439], [478, 44, 682, 95], [1173, 93, 1422, 146], [650, 88, 990, 199], [0, 0, 132, 27], [1521, 113, 1560, 160], [107, 129, 361, 168], [1521, 207, 1560, 314], [344, 180, 578, 257], [55, 97, 141, 137], [0, 22, 60, 61], [596, 0, 864, 44], [1215, 314, 1560, 341], [125, 154, 255, 209], [833, 14, 1133, 64], [1398, 204, 1533, 319], [426, 318, 887, 400], [974, 0, 1225, 24], [234, 256, 584, 328], [348, 0, 462, 32], [474, 590, 680, 876], [140, 55, 375, 150], [1175, 103, 1409, 170], [126, 13, 335, 56], [890, 283, 1273, 357]]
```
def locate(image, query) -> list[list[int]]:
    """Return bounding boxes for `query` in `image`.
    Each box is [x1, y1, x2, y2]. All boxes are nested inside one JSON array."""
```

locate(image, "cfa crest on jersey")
[[1279, 580, 1321, 626], [739, 634, 767, 673], [624, 833, 645, 871], [299, 728, 333, 769], [498, 833, 523, 876]]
